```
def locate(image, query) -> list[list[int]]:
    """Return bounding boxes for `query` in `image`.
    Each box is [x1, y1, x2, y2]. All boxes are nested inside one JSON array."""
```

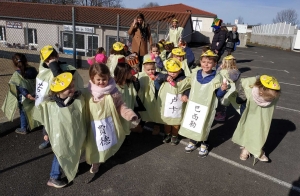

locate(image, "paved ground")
[[0, 45, 300, 196]]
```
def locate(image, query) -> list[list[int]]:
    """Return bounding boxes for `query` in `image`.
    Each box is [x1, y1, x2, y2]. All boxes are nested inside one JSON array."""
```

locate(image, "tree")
[[140, 2, 159, 8], [272, 9, 299, 25], [237, 16, 244, 24]]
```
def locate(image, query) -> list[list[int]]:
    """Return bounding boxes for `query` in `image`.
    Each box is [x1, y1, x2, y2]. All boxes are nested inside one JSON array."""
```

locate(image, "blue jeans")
[[18, 95, 28, 129], [50, 155, 62, 179]]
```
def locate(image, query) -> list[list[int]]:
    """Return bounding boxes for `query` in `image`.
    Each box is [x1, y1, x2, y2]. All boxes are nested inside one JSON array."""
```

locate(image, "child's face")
[[200, 57, 216, 73], [174, 54, 184, 62], [144, 64, 156, 76], [58, 80, 75, 98], [151, 47, 160, 55], [168, 71, 180, 79], [93, 74, 109, 88]]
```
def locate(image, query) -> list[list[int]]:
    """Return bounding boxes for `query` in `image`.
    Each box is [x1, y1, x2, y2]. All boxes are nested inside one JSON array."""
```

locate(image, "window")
[[0, 26, 6, 41], [193, 20, 202, 31], [25, 28, 37, 44], [87, 35, 99, 56], [63, 33, 85, 49]]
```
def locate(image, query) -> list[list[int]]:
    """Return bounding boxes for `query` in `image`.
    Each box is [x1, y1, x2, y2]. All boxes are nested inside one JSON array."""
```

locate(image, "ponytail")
[[12, 53, 28, 78]]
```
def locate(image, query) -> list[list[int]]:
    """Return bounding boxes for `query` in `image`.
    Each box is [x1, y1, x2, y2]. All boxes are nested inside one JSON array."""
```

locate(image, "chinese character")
[[170, 96, 178, 104], [189, 121, 196, 128], [192, 113, 198, 121], [37, 82, 43, 92], [195, 106, 201, 112], [100, 135, 111, 146], [169, 106, 178, 113], [98, 125, 106, 135]]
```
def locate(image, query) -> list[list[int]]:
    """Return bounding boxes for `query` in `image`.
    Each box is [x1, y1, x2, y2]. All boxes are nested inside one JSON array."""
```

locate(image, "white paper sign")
[[35, 78, 49, 106], [182, 101, 208, 133], [91, 116, 117, 152], [164, 93, 182, 118]]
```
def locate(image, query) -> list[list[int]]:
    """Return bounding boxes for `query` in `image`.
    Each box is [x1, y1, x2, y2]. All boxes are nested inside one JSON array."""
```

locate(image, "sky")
[[121, 0, 300, 25]]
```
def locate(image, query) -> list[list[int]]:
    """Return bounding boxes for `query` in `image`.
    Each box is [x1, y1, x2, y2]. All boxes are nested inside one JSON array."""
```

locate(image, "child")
[[215, 55, 241, 121], [163, 41, 174, 60], [33, 72, 87, 188], [2, 53, 38, 134], [178, 40, 195, 68], [232, 75, 280, 162], [124, 45, 132, 56], [36, 45, 84, 149], [87, 47, 107, 66], [179, 50, 228, 157], [85, 63, 139, 174], [137, 59, 161, 135], [154, 58, 191, 145], [114, 63, 145, 134], [192, 46, 210, 70], [143, 43, 164, 71], [106, 42, 126, 76], [170, 48, 191, 77]]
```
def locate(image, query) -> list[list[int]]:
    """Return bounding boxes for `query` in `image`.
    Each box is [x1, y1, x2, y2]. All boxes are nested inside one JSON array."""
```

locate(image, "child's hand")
[[181, 95, 188, 102], [166, 76, 173, 82], [221, 79, 228, 91], [26, 94, 35, 101], [49, 58, 58, 64], [44, 135, 49, 141], [131, 76, 137, 81]]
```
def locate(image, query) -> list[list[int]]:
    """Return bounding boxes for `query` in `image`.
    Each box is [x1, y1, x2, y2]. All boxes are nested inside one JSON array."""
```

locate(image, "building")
[[0, 2, 193, 57]]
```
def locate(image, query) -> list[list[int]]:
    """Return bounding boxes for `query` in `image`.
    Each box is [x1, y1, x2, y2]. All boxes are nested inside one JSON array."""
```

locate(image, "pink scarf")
[[88, 77, 118, 102], [251, 86, 272, 107]]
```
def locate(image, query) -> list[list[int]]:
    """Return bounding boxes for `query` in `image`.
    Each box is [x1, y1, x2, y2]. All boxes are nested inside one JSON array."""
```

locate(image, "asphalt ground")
[[0, 45, 300, 196]]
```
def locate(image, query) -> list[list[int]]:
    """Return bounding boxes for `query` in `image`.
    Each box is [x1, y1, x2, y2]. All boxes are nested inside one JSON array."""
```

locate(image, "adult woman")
[[128, 13, 153, 71], [166, 19, 184, 47], [211, 25, 228, 63], [226, 25, 240, 55]]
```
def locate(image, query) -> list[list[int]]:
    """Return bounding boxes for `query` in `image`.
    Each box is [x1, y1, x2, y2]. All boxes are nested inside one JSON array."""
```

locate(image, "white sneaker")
[[90, 163, 101, 174], [199, 143, 208, 158], [185, 143, 197, 153]]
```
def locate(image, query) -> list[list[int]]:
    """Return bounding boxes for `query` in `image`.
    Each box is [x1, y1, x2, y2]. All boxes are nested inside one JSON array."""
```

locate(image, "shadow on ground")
[[289, 176, 300, 196]]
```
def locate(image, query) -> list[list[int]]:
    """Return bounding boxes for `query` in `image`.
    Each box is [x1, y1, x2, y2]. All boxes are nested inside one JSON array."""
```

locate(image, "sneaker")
[[185, 143, 197, 153], [163, 134, 172, 143], [170, 136, 179, 145], [15, 128, 28, 135], [47, 178, 67, 188], [199, 143, 209, 158], [90, 163, 101, 174], [214, 112, 226, 122], [39, 141, 50, 149]]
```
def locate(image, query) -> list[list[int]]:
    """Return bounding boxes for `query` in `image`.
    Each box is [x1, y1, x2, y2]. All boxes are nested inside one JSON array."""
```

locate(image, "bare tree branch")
[[272, 9, 299, 25]]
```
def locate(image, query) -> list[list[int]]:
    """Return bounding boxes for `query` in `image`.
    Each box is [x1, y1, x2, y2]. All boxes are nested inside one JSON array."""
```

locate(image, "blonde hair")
[[253, 79, 281, 102], [221, 58, 238, 70]]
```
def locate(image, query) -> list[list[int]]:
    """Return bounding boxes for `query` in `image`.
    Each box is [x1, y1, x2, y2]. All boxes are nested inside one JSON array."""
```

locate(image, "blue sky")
[[122, 0, 300, 25]]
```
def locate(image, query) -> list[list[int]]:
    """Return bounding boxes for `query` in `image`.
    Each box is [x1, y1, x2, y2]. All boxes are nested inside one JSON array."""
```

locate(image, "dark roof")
[[141, 3, 217, 18], [0, 2, 191, 29]]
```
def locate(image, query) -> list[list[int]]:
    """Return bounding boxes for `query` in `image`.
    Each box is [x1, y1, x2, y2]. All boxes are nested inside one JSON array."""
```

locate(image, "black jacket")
[[211, 29, 227, 51], [227, 31, 240, 43]]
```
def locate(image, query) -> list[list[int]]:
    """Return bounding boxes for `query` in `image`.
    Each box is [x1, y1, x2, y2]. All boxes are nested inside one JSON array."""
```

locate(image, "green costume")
[[137, 72, 157, 122], [219, 69, 240, 113], [116, 83, 137, 135], [155, 77, 191, 125], [169, 27, 184, 47], [160, 50, 167, 61], [179, 70, 222, 141], [2, 70, 40, 129], [106, 55, 125, 76], [85, 94, 126, 164], [35, 62, 84, 106], [33, 95, 87, 182], [232, 77, 277, 158]]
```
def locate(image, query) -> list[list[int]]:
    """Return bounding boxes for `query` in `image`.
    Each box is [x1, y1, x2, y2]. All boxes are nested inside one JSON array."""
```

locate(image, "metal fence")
[[0, 6, 171, 123], [252, 22, 298, 35]]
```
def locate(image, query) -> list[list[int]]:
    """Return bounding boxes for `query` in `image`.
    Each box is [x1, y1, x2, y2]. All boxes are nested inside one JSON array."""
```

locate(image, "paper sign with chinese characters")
[[182, 101, 208, 133], [164, 93, 182, 118], [35, 78, 49, 106], [91, 116, 117, 152]]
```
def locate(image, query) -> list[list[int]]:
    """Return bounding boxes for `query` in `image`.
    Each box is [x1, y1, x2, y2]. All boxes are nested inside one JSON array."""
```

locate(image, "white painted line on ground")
[[179, 140, 300, 193], [279, 82, 300, 87], [253, 60, 275, 64], [276, 106, 300, 113], [249, 65, 289, 73], [235, 53, 264, 57]]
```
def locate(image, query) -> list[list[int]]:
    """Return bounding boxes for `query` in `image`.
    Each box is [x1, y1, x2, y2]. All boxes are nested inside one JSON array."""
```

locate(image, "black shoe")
[[163, 134, 172, 143], [170, 136, 179, 146], [39, 141, 50, 149], [47, 178, 67, 188]]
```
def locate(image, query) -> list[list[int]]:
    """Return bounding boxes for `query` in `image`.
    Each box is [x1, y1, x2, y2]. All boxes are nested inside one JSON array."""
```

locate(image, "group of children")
[[1, 39, 281, 188]]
